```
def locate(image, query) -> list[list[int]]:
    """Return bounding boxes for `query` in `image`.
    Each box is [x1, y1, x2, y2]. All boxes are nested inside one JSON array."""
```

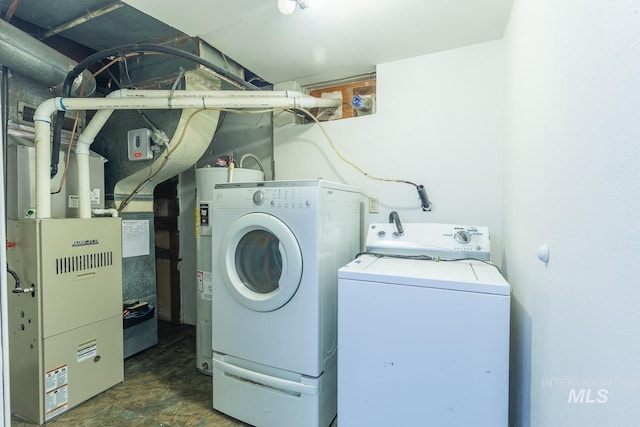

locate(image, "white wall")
[[503, 1, 640, 426], [275, 40, 505, 260]]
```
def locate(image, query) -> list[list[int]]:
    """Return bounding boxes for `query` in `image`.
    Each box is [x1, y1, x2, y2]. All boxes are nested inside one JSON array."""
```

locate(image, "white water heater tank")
[[195, 166, 265, 375]]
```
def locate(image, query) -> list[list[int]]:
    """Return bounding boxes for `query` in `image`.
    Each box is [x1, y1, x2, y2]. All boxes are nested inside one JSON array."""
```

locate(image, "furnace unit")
[[6, 218, 124, 424]]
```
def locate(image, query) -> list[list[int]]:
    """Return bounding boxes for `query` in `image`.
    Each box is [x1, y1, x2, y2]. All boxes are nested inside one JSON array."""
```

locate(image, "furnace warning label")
[[45, 365, 68, 392], [45, 365, 69, 420]]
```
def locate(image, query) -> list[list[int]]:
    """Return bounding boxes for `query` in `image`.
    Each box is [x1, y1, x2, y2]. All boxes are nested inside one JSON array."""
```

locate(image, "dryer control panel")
[[214, 183, 321, 210], [253, 187, 315, 209], [213, 179, 359, 210], [366, 222, 491, 260]]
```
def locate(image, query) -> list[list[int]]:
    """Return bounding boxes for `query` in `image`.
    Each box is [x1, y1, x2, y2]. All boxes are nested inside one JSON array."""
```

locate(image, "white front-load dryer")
[[211, 179, 360, 427]]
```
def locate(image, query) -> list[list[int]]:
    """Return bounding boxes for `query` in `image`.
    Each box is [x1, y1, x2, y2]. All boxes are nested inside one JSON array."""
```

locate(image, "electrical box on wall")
[[127, 128, 153, 161]]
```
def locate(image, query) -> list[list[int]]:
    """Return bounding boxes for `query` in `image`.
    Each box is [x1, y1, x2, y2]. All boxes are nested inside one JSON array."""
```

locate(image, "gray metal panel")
[[7, 143, 105, 219], [121, 211, 156, 298], [123, 294, 158, 358], [120, 211, 158, 357]]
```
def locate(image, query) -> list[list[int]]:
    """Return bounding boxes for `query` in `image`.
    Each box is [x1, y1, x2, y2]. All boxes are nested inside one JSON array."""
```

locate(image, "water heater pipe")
[[34, 90, 340, 218]]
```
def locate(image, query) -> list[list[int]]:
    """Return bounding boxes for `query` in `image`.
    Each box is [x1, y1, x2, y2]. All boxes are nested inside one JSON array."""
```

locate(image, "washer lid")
[[339, 255, 510, 296]]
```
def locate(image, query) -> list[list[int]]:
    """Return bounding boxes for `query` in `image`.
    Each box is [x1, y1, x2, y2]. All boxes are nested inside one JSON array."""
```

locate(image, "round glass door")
[[220, 213, 302, 311]]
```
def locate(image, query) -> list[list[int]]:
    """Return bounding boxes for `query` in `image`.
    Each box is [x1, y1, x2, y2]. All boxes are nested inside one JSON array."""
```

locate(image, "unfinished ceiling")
[[1, 0, 514, 86], [0, 0, 185, 50]]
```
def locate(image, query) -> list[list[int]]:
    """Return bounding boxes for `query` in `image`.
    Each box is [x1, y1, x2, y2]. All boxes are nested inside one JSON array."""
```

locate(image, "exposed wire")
[[51, 112, 80, 195], [289, 107, 420, 189], [7, 264, 20, 289], [118, 107, 210, 212], [168, 67, 185, 109], [121, 54, 134, 89], [190, 105, 423, 195]]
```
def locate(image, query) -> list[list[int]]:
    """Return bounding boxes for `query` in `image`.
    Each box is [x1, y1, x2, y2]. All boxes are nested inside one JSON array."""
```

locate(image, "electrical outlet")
[[368, 197, 379, 213]]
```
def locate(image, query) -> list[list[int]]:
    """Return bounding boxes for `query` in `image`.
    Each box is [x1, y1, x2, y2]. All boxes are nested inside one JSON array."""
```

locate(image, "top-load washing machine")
[[210, 179, 360, 427], [338, 221, 510, 427]]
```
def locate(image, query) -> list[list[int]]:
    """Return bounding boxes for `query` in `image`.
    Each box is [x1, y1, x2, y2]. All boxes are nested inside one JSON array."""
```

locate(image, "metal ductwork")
[[0, 19, 95, 96]]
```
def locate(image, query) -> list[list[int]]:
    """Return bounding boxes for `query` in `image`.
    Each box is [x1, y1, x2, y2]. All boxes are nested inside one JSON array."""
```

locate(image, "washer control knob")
[[252, 190, 265, 205], [454, 230, 472, 244], [377, 230, 386, 238]]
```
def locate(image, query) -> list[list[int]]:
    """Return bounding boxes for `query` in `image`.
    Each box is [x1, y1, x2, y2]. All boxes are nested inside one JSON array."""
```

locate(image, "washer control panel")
[[366, 222, 491, 260]]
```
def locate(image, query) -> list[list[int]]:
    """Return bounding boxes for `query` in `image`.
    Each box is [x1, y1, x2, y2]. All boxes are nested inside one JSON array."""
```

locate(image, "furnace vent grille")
[[55, 252, 114, 274]]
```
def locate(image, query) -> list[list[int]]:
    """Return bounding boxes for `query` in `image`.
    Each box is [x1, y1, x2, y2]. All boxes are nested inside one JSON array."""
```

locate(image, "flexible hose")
[[7, 264, 19, 290]]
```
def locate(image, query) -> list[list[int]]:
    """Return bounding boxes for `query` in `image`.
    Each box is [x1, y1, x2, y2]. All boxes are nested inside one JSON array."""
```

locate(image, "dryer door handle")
[[211, 358, 319, 396]]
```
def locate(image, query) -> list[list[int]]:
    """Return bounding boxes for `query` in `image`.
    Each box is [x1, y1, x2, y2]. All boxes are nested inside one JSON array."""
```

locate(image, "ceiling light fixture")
[[277, 0, 322, 15]]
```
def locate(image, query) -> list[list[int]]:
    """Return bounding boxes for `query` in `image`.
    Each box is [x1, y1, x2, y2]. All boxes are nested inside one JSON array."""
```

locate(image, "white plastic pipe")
[[33, 116, 53, 218], [45, 93, 339, 111], [77, 152, 91, 218], [76, 90, 123, 218], [34, 90, 340, 218], [110, 89, 309, 99]]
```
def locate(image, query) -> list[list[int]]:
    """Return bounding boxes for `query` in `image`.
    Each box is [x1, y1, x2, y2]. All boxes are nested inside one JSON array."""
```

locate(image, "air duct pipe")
[[0, 19, 96, 96], [34, 89, 340, 219]]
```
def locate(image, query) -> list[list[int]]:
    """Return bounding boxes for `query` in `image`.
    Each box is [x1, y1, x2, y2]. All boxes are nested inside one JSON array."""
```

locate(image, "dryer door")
[[219, 212, 302, 312]]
